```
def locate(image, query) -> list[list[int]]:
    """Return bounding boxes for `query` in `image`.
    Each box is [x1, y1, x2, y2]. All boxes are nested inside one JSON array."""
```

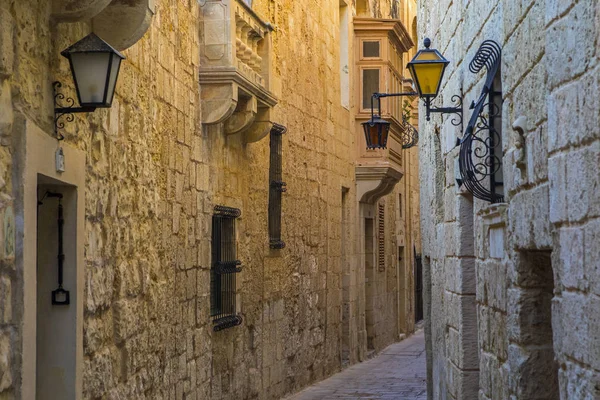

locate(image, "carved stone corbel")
[[52, 0, 154, 52], [201, 83, 239, 125], [92, 0, 155, 51], [52, 0, 113, 21], [224, 95, 257, 135], [356, 166, 403, 204], [243, 107, 274, 143]]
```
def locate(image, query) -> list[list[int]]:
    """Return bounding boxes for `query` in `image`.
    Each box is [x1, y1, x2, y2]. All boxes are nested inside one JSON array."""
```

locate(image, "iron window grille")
[[268, 123, 287, 249], [211, 205, 243, 331], [378, 202, 385, 271]]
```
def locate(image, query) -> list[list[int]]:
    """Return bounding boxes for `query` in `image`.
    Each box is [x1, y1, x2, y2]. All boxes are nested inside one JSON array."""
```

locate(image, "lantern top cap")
[[363, 115, 391, 126], [424, 38, 431, 48], [60, 33, 125, 60]]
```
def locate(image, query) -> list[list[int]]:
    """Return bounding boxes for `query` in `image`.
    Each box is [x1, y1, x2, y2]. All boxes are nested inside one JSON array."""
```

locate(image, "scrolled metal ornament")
[[400, 118, 419, 149], [446, 95, 463, 127], [457, 40, 504, 203], [53, 81, 96, 141]]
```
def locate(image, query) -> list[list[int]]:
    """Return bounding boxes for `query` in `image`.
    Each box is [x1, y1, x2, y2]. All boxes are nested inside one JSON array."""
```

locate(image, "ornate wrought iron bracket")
[[457, 40, 504, 203], [401, 119, 419, 149], [424, 94, 463, 129], [53, 81, 95, 141]]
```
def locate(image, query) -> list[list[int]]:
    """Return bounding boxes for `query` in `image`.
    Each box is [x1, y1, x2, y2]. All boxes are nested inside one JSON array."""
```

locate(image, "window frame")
[[360, 65, 382, 113], [361, 39, 382, 60]]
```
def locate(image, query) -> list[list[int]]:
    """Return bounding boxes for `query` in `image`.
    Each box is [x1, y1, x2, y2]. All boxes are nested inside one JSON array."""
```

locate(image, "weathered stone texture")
[[419, 0, 600, 398], [0, 0, 422, 398]]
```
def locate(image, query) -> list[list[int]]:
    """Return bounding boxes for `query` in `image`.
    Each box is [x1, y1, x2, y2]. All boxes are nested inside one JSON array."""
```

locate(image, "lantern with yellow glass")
[[407, 38, 449, 100]]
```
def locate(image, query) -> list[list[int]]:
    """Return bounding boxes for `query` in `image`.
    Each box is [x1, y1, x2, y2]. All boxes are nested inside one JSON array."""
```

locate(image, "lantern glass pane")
[[70, 52, 111, 106], [105, 54, 122, 106], [410, 62, 445, 96], [362, 69, 380, 109], [367, 123, 380, 147]]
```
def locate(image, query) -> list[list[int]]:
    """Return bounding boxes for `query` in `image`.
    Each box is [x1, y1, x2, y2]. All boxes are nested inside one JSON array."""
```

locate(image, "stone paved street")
[[286, 330, 427, 400]]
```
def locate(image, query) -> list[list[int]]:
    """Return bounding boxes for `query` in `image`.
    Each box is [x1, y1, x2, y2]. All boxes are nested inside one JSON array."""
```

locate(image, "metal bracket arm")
[[370, 92, 418, 120], [53, 81, 96, 141], [424, 95, 463, 128]]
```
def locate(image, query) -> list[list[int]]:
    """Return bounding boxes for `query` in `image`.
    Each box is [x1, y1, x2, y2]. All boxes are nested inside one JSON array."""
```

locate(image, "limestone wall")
[[417, 0, 600, 399], [0, 0, 421, 398]]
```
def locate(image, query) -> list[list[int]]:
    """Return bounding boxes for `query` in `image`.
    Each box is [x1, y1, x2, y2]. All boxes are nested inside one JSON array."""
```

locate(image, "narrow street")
[[286, 330, 427, 400]]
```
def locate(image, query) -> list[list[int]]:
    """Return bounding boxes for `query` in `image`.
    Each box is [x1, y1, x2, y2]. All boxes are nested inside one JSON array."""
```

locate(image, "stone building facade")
[[0, 0, 421, 399], [417, 0, 600, 399]]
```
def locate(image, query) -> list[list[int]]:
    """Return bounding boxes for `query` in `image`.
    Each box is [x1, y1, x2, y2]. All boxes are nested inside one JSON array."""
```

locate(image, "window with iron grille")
[[268, 123, 287, 249], [378, 202, 385, 271], [211, 205, 243, 331]]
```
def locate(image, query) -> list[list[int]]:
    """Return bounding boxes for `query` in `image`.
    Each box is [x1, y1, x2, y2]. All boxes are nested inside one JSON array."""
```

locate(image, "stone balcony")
[[199, 0, 278, 143]]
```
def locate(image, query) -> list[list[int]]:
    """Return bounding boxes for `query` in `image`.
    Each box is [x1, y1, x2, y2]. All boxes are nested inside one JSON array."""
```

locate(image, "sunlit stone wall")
[[418, 0, 600, 399]]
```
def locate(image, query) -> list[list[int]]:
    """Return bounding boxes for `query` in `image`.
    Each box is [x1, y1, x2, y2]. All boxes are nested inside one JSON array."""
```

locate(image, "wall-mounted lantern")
[[362, 38, 463, 149], [406, 38, 462, 122], [406, 38, 448, 98], [53, 33, 125, 140]]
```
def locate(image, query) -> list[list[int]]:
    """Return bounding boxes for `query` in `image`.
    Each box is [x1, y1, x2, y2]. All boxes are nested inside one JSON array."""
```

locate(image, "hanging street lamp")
[[53, 33, 125, 139], [362, 38, 463, 149]]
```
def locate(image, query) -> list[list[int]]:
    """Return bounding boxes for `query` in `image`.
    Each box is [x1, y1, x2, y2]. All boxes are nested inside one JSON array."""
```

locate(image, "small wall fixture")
[[54, 33, 125, 140], [362, 38, 463, 149]]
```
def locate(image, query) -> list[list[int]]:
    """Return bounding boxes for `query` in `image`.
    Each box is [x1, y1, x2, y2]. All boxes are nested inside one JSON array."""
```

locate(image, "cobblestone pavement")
[[286, 330, 427, 400]]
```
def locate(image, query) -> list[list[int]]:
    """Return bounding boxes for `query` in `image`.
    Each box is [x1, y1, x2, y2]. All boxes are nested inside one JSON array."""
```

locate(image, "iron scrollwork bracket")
[[457, 40, 504, 203], [424, 94, 463, 129], [53, 81, 95, 141]]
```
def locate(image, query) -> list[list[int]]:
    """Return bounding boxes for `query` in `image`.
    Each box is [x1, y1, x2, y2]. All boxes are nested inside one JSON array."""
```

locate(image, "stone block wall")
[[0, 0, 421, 398], [418, 0, 600, 399]]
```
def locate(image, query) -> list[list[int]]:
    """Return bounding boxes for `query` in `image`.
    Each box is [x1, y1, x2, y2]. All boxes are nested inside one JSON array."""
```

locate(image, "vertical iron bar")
[[227, 218, 230, 315], [225, 217, 228, 316], [488, 95, 496, 201], [220, 216, 223, 319], [231, 217, 235, 315], [57, 198, 64, 288]]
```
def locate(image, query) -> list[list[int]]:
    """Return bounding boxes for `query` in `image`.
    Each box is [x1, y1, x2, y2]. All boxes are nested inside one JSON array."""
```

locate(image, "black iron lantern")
[[53, 33, 125, 140], [60, 33, 125, 108], [362, 116, 391, 149]]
